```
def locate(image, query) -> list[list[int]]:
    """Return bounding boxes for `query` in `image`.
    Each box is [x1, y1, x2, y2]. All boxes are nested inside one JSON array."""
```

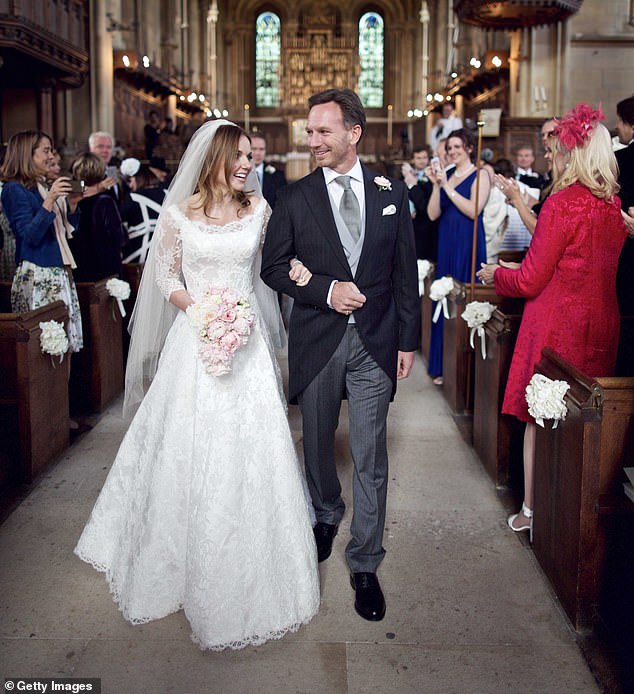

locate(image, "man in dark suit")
[[615, 95, 634, 374], [401, 145, 438, 261], [261, 89, 420, 622], [251, 133, 287, 208]]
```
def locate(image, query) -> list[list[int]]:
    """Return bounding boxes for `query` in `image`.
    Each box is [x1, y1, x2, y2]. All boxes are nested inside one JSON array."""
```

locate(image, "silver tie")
[[336, 175, 361, 242]]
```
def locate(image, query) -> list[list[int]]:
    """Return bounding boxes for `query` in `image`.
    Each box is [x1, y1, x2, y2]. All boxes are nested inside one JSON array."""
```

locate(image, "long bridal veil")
[[123, 119, 285, 417]]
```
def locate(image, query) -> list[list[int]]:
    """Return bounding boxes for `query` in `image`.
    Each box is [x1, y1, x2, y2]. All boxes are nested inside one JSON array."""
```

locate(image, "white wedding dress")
[[75, 197, 320, 650]]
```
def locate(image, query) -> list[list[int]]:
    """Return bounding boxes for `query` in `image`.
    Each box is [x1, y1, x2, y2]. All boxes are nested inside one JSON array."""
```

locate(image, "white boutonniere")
[[374, 176, 392, 191], [265, 165, 276, 175]]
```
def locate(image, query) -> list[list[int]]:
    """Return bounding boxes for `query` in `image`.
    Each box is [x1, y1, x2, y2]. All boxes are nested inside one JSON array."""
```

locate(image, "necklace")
[[453, 163, 475, 178]]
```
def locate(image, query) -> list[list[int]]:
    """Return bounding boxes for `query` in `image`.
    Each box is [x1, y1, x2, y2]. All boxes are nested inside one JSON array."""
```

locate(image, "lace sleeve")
[[260, 203, 272, 247], [155, 206, 186, 299]]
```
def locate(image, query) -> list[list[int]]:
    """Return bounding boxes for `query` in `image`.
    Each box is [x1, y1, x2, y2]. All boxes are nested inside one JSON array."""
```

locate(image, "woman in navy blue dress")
[[426, 129, 490, 383]]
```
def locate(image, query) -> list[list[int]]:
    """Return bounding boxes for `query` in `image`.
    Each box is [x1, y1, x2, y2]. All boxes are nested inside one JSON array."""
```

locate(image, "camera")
[[69, 179, 85, 194]]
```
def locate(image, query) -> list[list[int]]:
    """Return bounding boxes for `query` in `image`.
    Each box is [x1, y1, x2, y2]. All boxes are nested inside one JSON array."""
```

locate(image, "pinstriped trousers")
[[298, 325, 392, 573]]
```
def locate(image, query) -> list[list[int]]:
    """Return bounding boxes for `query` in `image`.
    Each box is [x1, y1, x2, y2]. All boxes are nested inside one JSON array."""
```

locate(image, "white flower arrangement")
[[120, 158, 140, 178], [39, 320, 69, 363], [106, 278, 132, 317], [417, 259, 432, 296], [265, 164, 276, 175], [461, 301, 496, 359], [373, 176, 392, 191], [525, 373, 570, 428], [429, 276, 454, 322]]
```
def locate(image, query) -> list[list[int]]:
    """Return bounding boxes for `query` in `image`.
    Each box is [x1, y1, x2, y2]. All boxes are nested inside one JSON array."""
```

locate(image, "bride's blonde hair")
[[193, 124, 252, 215]]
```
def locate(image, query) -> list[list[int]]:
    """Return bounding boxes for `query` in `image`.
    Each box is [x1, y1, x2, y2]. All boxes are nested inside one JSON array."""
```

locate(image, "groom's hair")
[[308, 89, 366, 136]]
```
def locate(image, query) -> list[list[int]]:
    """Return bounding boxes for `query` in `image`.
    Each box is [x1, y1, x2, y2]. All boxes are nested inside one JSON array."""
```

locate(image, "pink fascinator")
[[553, 103, 606, 151]]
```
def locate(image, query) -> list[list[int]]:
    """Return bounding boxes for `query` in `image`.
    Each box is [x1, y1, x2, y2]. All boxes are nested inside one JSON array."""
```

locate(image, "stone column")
[[89, 0, 114, 134]]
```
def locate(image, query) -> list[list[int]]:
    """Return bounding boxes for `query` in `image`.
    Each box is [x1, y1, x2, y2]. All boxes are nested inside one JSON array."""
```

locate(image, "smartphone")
[[430, 156, 441, 172], [105, 165, 119, 180], [70, 179, 85, 194]]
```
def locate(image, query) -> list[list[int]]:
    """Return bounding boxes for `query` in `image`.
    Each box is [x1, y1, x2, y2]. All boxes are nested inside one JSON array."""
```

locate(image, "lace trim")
[[74, 547, 318, 650], [171, 197, 266, 234]]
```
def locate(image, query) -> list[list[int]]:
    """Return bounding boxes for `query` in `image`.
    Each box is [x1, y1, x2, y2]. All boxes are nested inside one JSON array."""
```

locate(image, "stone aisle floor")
[[0, 354, 600, 693]]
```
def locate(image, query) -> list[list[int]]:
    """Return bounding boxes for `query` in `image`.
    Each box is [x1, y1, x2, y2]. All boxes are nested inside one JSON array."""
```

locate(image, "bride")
[[74, 120, 320, 650]]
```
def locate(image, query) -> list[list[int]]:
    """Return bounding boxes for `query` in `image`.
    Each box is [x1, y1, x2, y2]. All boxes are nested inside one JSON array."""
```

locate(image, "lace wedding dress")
[[75, 197, 320, 650]]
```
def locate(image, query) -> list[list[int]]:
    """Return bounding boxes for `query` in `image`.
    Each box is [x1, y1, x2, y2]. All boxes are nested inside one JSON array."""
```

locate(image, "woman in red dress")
[[477, 104, 627, 537]]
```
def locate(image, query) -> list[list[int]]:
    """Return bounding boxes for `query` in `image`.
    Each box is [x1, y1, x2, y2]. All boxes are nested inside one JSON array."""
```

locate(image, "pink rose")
[[207, 321, 227, 341], [220, 308, 237, 323], [233, 316, 250, 335], [220, 331, 241, 353]]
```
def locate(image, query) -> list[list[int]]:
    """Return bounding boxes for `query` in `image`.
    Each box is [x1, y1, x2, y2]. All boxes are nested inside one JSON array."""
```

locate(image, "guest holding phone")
[[0, 131, 85, 433]]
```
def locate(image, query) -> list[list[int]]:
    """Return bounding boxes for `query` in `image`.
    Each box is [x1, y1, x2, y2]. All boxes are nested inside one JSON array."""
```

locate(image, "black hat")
[[149, 156, 169, 173]]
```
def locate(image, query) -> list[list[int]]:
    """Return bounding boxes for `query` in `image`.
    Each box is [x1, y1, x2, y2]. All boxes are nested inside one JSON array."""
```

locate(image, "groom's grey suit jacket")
[[260, 164, 420, 404]]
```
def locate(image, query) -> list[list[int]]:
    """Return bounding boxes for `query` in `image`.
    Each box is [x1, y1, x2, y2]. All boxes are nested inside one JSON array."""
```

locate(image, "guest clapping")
[[426, 128, 490, 384], [477, 104, 627, 537]]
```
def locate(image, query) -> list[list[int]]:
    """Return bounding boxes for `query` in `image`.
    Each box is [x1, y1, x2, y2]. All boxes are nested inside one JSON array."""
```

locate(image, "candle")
[[387, 104, 393, 146], [244, 103, 250, 131], [540, 86, 547, 102]]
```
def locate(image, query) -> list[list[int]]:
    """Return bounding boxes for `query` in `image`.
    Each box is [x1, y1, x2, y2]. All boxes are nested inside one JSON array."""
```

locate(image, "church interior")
[[1, 1, 634, 692]]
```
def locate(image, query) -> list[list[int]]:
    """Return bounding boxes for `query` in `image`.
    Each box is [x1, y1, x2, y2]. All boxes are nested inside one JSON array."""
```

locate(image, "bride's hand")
[[289, 258, 312, 286]]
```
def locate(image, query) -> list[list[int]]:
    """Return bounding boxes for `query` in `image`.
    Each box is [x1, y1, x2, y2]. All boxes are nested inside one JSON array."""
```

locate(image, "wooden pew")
[[441, 280, 523, 413], [420, 264, 435, 367], [532, 348, 634, 630], [472, 309, 525, 488], [0, 300, 70, 484], [69, 277, 124, 413]]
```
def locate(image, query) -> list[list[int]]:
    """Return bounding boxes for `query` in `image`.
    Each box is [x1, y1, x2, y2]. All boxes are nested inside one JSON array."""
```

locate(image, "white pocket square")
[[382, 204, 396, 216]]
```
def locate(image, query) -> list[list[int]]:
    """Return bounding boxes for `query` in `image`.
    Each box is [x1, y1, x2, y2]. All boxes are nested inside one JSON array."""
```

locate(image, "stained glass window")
[[358, 12, 384, 108], [255, 12, 281, 108]]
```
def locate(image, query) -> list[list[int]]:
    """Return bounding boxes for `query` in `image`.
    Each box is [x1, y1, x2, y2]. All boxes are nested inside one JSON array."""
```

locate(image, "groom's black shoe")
[[313, 522, 338, 562], [350, 572, 386, 621]]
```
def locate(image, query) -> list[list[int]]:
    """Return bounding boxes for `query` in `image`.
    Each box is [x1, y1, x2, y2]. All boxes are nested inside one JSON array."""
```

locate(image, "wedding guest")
[[250, 133, 287, 208], [69, 153, 126, 282], [144, 110, 161, 159], [0, 145, 16, 282], [484, 158, 540, 261], [120, 164, 165, 262], [86, 131, 118, 201], [514, 144, 547, 190], [0, 130, 85, 432], [429, 102, 463, 153], [426, 128, 490, 385], [148, 156, 170, 186], [402, 146, 438, 260], [75, 120, 319, 650], [477, 104, 627, 537]]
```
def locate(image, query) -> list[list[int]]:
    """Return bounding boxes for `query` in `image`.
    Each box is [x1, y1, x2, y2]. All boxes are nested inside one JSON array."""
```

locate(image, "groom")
[[261, 89, 420, 621]]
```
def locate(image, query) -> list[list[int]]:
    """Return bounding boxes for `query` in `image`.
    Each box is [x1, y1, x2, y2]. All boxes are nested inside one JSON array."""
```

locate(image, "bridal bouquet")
[[525, 373, 570, 428], [429, 276, 454, 322], [106, 278, 131, 317], [39, 320, 69, 363], [461, 301, 496, 359], [186, 288, 256, 376]]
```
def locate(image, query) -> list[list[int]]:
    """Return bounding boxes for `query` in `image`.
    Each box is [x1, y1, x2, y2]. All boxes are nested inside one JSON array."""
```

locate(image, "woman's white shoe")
[[507, 503, 533, 541]]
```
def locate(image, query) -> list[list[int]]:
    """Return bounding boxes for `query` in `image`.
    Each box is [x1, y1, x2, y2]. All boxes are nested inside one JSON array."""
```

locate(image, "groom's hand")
[[330, 282, 366, 316], [396, 351, 415, 380]]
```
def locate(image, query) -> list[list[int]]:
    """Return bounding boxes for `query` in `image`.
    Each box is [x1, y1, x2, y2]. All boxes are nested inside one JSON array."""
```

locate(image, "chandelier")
[[454, 0, 584, 29]]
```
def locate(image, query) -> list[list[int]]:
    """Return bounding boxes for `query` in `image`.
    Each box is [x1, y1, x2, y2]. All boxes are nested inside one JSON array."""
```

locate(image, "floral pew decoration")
[[461, 301, 496, 359], [417, 259, 432, 297], [106, 278, 132, 318], [39, 320, 69, 365], [525, 373, 570, 428], [429, 276, 454, 323]]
